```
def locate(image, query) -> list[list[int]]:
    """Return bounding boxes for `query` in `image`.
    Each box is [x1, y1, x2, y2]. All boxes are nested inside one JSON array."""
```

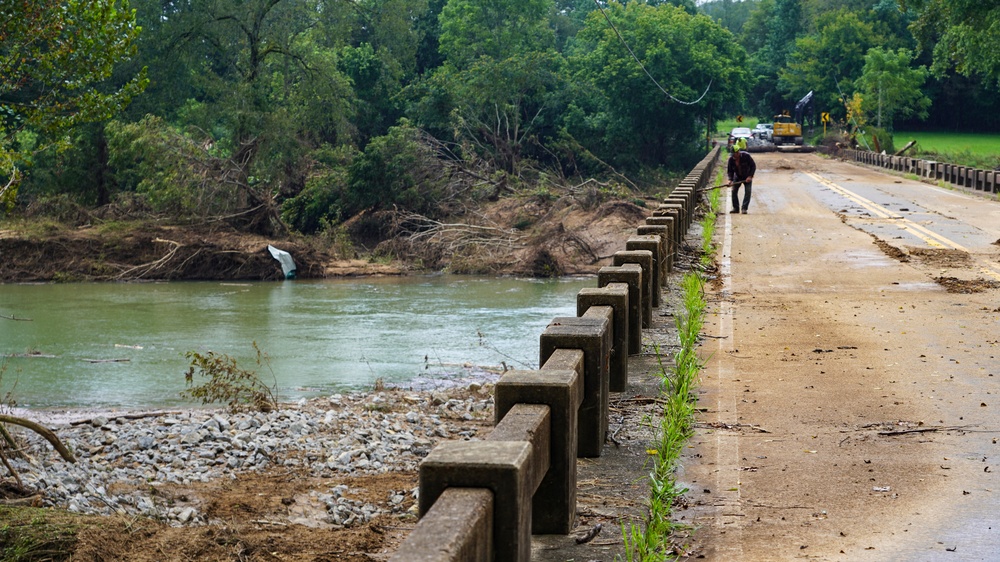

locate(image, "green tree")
[[568, 3, 751, 170], [743, 0, 803, 116], [903, 0, 1000, 84], [778, 9, 878, 118], [345, 121, 446, 216], [450, 51, 568, 174], [438, 0, 555, 67], [112, 0, 359, 233], [0, 0, 147, 208], [699, 0, 756, 36], [855, 46, 929, 129], [338, 43, 404, 146]]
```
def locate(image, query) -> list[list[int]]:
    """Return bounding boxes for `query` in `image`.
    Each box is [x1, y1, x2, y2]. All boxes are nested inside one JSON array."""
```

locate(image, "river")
[[0, 276, 592, 410]]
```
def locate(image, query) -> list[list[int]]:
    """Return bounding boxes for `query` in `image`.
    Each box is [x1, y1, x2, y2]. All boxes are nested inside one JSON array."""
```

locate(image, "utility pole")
[[877, 79, 883, 129]]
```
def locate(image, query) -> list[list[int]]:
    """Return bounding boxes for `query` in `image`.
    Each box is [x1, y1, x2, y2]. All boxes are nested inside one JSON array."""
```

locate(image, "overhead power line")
[[592, 0, 712, 105]]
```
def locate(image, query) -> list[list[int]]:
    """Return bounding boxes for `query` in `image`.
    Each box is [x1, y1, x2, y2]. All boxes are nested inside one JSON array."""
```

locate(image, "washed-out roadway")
[[683, 152, 1000, 561]]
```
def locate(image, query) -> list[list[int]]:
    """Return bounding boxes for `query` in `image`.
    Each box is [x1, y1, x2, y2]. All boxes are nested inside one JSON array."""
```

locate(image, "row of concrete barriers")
[[844, 149, 1000, 194], [390, 146, 723, 562]]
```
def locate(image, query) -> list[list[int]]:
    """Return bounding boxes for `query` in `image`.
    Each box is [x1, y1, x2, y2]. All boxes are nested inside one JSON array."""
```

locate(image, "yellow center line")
[[805, 172, 901, 220], [803, 171, 1000, 281]]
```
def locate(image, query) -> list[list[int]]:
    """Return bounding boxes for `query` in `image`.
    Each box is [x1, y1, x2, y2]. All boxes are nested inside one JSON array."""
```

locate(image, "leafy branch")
[[182, 342, 279, 413]]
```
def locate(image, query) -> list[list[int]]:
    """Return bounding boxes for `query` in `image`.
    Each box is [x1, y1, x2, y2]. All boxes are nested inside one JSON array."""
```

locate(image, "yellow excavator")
[[772, 90, 813, 146]]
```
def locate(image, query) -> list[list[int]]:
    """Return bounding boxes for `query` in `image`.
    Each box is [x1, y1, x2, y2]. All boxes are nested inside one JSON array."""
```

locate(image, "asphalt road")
[[682, 152, 1000, 561]]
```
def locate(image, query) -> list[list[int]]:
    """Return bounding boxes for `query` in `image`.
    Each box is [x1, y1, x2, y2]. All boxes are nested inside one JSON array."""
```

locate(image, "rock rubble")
[[6, 387, 494, 528]]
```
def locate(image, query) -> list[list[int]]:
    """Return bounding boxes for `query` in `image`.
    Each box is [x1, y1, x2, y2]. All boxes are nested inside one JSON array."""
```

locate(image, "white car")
[[729, 127, 753, 145], [753, 123, 773, 141]]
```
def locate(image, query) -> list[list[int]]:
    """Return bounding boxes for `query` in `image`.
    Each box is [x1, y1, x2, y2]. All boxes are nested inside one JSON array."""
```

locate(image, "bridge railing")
[[390, 146, 721, 562], [843, 148, 1000, 195]]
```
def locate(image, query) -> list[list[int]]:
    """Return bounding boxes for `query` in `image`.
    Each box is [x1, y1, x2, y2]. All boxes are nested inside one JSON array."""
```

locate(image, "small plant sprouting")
[[182, 342, 278, 413]]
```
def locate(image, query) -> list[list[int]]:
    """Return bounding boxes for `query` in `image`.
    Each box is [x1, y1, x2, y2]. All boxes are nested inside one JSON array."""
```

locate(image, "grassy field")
[[893, 130, 1000, 168], [894, 131, 1000, 157]]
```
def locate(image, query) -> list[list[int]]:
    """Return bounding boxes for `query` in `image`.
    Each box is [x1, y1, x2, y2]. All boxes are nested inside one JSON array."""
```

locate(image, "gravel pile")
[[5, 387, 494, 527]]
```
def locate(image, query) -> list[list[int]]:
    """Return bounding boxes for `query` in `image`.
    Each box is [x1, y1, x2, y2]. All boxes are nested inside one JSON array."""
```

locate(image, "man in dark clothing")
[[727, 141, 756, 214]]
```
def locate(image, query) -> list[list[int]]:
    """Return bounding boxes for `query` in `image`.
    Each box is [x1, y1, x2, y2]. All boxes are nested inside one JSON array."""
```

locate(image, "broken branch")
[[0, 415, 77, 463]]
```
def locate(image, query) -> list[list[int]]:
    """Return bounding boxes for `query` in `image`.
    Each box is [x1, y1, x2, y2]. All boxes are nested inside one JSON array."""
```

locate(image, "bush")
[[345, 121, 445, 217], [862, 127, 894, 153], [182, 343, 278, 413], [106, 116, 207, 216], [281, 145, 355, 234]]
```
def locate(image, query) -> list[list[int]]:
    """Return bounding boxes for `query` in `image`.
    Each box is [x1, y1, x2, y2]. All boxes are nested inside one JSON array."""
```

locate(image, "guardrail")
[[843, 149, 1000, 195], [391, 146, 722, 562]]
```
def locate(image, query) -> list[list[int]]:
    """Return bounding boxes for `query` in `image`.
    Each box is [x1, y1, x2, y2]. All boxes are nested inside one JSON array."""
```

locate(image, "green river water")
[[0, 276, 592, 410]]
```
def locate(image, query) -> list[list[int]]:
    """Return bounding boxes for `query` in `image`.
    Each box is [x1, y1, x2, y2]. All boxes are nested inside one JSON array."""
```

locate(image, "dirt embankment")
[[0, 192, 656, 283]]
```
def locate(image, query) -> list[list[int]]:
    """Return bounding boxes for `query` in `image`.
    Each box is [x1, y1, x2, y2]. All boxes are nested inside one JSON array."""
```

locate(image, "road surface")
[[683, 152, 1000, 561]]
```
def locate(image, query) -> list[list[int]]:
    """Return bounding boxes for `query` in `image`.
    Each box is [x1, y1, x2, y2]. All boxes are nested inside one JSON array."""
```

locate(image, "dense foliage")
[[0, 0, 147, 208], [4, 0, 999, 232]]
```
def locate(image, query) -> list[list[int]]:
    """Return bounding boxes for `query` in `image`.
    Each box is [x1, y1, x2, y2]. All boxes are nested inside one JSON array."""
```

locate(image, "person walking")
[[728, 138, 756, 214]]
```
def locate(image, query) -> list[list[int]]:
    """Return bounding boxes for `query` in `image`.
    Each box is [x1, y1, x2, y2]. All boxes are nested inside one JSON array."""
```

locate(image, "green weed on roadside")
[[698, 170, 724, 266], [620, 272, 706, 560]]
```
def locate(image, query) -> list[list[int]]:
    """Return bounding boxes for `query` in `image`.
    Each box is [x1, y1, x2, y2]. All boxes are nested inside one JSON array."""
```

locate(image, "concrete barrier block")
[[540, 315, 611, 458], [637, 225, 671, 277], [393, 487, 494, 562], [598, 264, 642, 355], [612, 250, 653, 326], [541, 348, 584, 373], [577, 286, 628, 391], [654, 203, 684, 228], [496, 369, 582, 534], [976, 169, 986, 191], [420, 438, 544, 562], [648, 209, 682, 255], [673, 188, 695, 209], [625, 236, 661, 307], [664, 196, 690, 229], [489, 404, 552, 460], [645, 216, 676, 251], [654, 202, 684, 223], [582, 306, 615, 391], [664, 193, 687, 209]]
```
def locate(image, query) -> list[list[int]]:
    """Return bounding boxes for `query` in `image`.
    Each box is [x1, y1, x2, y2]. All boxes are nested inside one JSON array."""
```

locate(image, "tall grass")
[[621, 271, 706, 560]]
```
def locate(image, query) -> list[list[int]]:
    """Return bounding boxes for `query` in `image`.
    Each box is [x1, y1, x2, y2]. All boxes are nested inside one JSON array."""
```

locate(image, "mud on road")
[[683, 152, 1000, 561]]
